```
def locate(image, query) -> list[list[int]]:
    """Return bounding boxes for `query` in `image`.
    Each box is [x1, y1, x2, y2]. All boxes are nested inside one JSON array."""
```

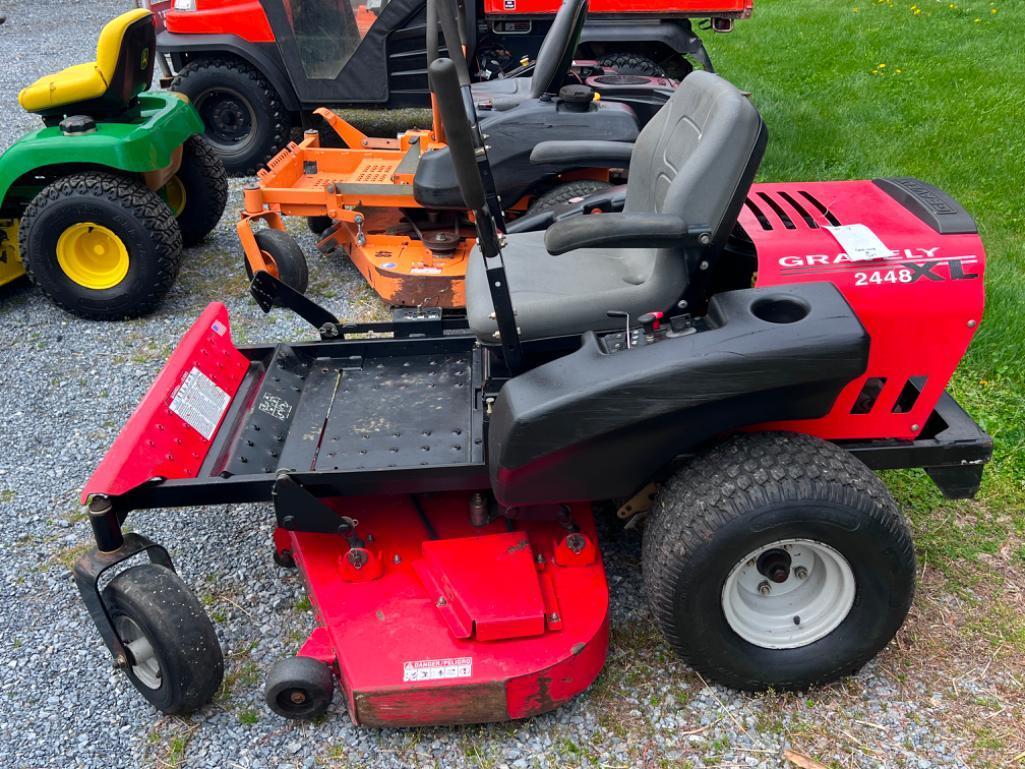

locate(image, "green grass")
[[705, 0, 1025, 567]]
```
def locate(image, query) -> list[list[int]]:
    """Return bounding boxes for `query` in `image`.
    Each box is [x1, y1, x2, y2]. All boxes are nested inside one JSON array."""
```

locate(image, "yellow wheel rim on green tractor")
[[56, 222, 130, 290], [162, 176, 187, 217]]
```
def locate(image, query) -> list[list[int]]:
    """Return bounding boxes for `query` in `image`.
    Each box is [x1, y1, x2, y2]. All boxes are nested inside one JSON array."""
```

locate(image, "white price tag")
[[824, 224, 892, 262]]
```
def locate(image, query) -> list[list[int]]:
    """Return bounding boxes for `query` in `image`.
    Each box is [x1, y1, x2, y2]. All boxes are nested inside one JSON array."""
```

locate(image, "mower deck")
[[288, 494, 608, 726]]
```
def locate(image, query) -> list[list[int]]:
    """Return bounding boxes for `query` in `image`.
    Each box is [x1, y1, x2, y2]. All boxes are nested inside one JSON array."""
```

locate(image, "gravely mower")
[[74, 61, 991, 724], [147, 0, 749, 172], [238, 0, 674, 308], [0, 9, 227, 319]]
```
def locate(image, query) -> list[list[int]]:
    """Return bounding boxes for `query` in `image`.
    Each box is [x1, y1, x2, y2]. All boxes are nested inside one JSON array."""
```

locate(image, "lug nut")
[[795, 566, 808, 580], [758, 581, 771, 596]]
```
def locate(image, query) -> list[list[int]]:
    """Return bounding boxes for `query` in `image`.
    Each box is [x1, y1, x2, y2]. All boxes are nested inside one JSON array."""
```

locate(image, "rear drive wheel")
[[172, 57, 292, 175], [162, 135, 229, 247], [265, 656, 334, 719], [246, 229, 309, 293], [102, 564, 223, 714], [21, 173, 182, 320], [642, 431, 916, 691], [526, 180, 611, 216], [598, 53, 666, 77]]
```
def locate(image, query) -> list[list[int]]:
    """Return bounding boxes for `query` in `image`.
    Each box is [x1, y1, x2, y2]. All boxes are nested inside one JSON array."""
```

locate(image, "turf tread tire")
[[173, 135, 229, 247], [20, 172, 181, 320], [172, 57, 291, 175], [526, 180, 612, 216], [642, 431, 916, 691], [103, 564, 223, 715], [598, 53, 667, 77]]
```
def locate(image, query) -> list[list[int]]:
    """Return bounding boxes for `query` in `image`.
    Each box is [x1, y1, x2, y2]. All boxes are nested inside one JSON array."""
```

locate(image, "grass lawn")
[[699, 0, 1025, 763]]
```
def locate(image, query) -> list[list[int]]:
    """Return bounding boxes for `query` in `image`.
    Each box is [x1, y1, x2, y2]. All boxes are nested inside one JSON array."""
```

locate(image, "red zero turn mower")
[[75, 63, 991, 725]]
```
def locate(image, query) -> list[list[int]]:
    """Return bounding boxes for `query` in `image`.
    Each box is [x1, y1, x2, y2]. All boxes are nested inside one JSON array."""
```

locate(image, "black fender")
[[487, 282, 870, 506], [157, 31, 300, 112], [578, 19, 713, 71]]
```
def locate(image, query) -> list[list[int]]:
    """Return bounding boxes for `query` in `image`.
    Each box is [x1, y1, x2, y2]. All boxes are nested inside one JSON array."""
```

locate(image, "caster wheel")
[[244, 228, 309, 294], [643, 431, 916, 691], [273, 548, 296, 568], [307, 215, 333, 235], [102, 564, 224, 714], [265, 657, 334, 719]]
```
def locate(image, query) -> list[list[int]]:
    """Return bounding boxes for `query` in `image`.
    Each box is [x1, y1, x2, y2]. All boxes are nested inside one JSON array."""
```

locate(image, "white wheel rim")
[[115, 615, 162, 690], [721, 538, 856, 649]]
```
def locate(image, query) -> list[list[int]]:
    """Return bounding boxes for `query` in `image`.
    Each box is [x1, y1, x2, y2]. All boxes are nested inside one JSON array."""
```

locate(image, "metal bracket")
[[249, 271, 340, 334], [273, 474, 355, 535], [73, 533, 174, 664]]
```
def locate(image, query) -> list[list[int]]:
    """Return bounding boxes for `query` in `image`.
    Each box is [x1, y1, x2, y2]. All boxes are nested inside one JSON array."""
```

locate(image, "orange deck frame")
[[239, 108, 478, 308]]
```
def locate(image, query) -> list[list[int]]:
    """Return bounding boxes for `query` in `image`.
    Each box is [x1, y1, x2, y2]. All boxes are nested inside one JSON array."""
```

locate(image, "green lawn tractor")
[[0, 8, 227, 320]]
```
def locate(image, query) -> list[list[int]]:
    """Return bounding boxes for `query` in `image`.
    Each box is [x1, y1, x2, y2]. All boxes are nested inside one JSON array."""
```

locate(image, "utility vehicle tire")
[[102, 564, 223, 714], [248, 229, 309, 294], [21, 172, 182, 320], [598, 53, 667, 77], [306, 215, 333, 235], [172, 57, 292, 175], [265, 656, 334, 719], [163, 136, 229, 247], [526, 180, 612, 216], [642, 431, 915, 691]]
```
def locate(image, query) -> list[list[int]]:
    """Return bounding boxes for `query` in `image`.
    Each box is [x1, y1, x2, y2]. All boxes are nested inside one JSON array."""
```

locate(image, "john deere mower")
[[73, 59, 990, 723], [238, 0, 674, 308], [0, 9, 227, 320]]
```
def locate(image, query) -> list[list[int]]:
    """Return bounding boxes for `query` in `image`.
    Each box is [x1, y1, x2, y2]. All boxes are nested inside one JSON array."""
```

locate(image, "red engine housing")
[[743, 180, 985, 441]]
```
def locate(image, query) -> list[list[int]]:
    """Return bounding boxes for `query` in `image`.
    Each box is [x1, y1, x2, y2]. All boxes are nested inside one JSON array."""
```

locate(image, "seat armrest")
[[544, 212, 707, 255], [530, 140, 634, 167]]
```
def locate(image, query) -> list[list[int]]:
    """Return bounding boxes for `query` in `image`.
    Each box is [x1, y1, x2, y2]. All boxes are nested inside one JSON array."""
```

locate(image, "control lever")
[[638, 311, 663, 342], [606, 310, 631, 349]]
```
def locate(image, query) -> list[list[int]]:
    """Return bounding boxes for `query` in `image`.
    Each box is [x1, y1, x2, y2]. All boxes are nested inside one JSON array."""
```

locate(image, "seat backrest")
[[94, 8, 156, 109], [529, 0, 588, 99], [625, 71, 766, 253]]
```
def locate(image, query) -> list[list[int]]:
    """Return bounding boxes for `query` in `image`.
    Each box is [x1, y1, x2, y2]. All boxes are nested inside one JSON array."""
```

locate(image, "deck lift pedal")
[[74, 61, 991, 724]]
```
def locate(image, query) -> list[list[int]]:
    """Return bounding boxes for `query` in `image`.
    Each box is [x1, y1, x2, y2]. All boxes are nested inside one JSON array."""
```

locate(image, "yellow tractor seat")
[[19, 9, 156, 118]]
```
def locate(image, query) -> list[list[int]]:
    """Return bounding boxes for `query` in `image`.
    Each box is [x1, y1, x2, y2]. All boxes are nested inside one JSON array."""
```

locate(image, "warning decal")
[[169, 367, 231, 440], [402, 656, 472, 682]]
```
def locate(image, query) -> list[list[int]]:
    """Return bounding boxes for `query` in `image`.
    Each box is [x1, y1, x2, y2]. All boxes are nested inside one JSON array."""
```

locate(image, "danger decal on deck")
[[169, 367, 231, 440], [402, 657, 473, 682]]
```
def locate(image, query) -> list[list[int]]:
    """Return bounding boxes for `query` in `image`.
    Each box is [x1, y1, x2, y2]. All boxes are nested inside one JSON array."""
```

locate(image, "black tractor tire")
[[265, 656, 334, 719], [167, 135, 229, 247], [306, 215, 333, 235], [598, 53, 667, 77], [249, 228, 309, 293], [172, 57, 292, 175], [102, 564, 224, 714], [21, 172, 182, 320], [526, 180, 612, 216], [642, 431, 916, 692]]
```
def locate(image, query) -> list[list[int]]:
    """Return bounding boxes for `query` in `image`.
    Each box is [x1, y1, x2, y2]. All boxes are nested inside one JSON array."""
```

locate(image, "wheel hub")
[[198, 89, 254, 146], [55, 222, 130, 290], [721, 538, 856, 649], [114, 615, 162, 690]]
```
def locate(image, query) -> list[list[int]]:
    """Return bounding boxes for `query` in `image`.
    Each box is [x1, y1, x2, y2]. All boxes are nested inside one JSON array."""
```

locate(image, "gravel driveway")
[[0, 3, 1020, 769]]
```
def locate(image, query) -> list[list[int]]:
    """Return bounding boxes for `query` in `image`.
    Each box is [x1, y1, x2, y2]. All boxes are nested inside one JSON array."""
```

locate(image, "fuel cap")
[[60, 115, 97, 136]]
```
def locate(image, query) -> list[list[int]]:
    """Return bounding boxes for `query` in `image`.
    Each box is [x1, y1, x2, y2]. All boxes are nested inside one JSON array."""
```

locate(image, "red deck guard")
[[81, 303, 250, 502]]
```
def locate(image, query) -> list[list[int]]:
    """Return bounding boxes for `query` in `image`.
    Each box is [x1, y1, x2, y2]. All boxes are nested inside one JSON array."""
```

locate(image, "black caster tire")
[[102, 564, 224, 714], [172, 57, 292, 175], [273, 548, 296, 568], [265, 657, 334, 719], [642, 431, 916, 692], [307, 216, 333, 235], [525, 180, 612, 216], [250, 228, 309, 294], [163, 135, 229, 247], [20, 172, 182, 320], [598, 52, 667, 77]]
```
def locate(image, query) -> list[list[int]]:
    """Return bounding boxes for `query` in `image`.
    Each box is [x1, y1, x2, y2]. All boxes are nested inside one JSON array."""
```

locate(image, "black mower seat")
[[466, 71, 766, 342], [19, 9, 156, 118], [469, 0, 586, 109]]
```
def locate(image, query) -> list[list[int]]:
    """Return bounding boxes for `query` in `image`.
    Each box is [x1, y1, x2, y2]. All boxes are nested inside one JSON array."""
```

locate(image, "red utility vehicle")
[[142, 0, 750, 172]]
